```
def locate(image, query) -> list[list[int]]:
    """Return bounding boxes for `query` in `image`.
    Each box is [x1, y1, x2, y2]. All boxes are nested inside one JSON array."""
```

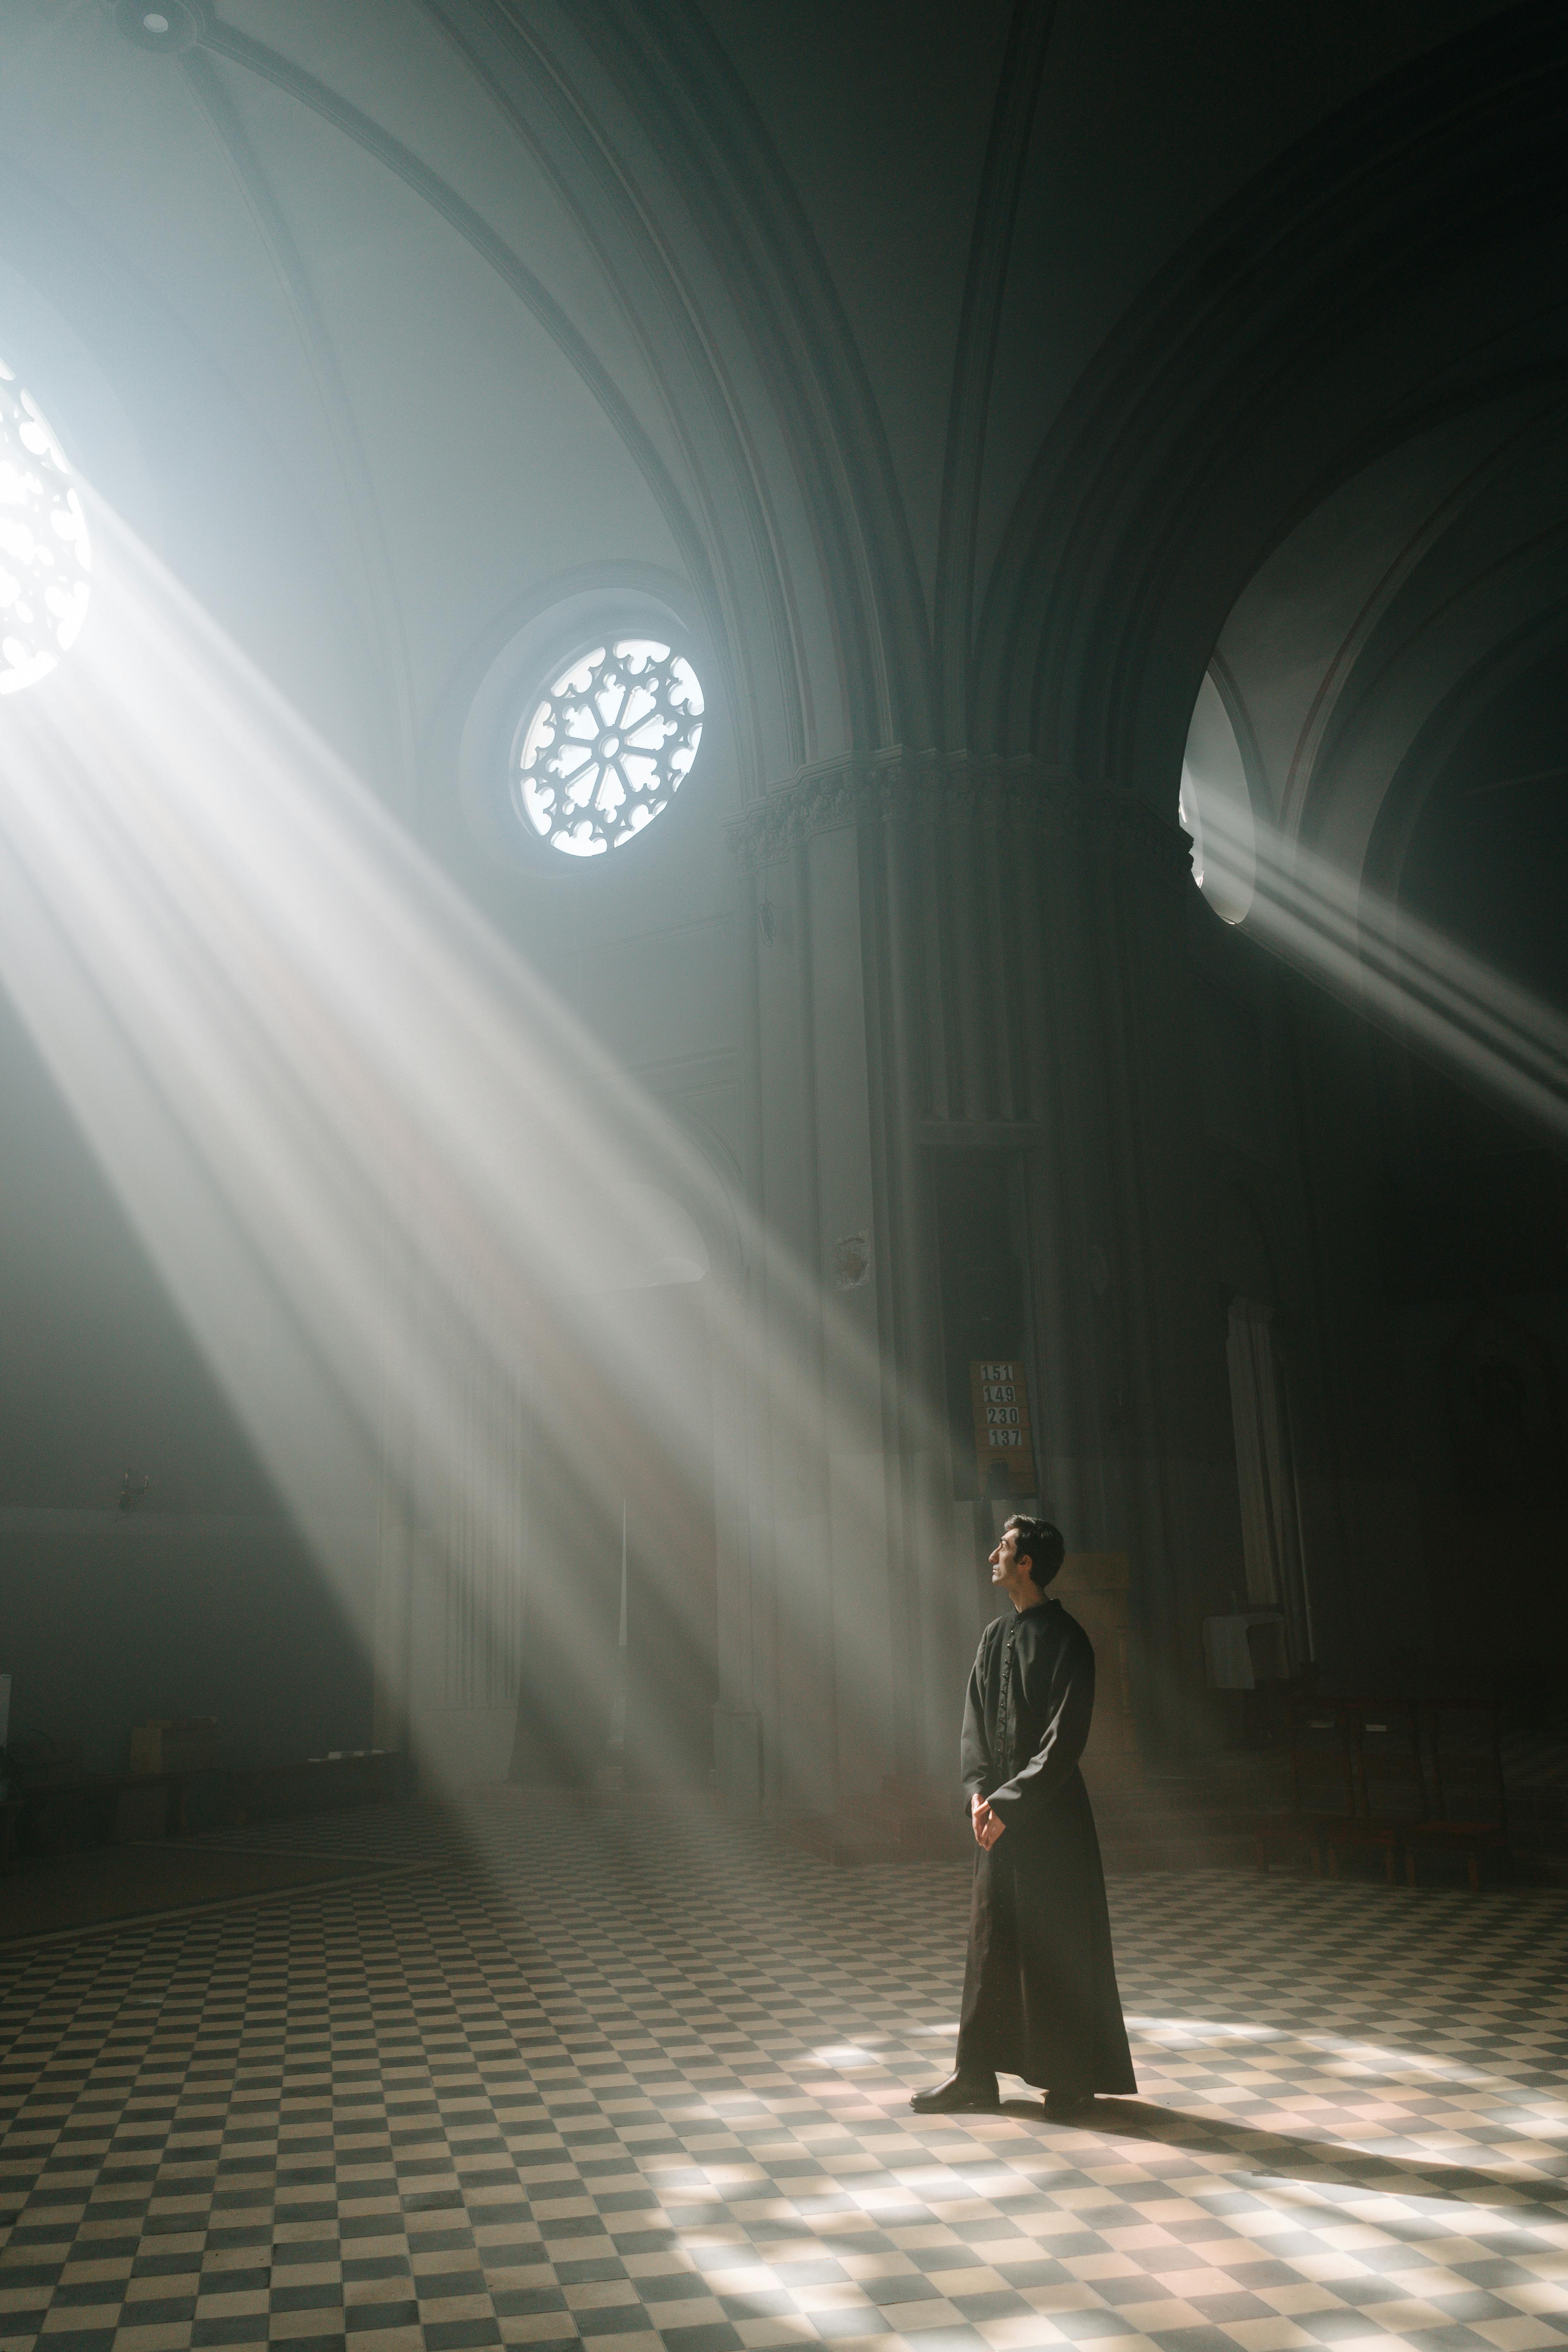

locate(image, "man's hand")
[[970, 1794, 1006, 1850]]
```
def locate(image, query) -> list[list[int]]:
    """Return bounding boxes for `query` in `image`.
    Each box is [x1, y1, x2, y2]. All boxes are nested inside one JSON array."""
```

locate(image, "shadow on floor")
[[0, 1841, 401, 1943], [994, 2097, 1561, 2211]]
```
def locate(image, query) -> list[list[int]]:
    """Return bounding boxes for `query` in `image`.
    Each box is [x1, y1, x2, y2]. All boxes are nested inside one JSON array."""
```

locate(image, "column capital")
[[728, 749, 1189, 876]]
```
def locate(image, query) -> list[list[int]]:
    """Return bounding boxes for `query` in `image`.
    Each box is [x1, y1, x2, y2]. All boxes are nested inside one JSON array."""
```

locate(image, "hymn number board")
[[969, 1358, 1036, 1494]]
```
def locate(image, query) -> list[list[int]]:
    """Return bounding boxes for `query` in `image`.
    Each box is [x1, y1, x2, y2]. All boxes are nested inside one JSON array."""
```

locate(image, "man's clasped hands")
[[970, 1792, 1006, 1850]]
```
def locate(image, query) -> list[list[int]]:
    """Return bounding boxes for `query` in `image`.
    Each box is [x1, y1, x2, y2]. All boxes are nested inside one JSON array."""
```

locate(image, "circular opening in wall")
[[1180, 669, 1254, 922], [512, 637, 704, 860], [0, 358, 92, 695]]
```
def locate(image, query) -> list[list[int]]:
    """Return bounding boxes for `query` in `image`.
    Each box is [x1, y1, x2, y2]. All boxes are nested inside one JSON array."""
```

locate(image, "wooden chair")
[[1323, 1699, 1427, 1881], [1405, 1701, 1509, 1890], [1255, 1699, 1356, 1874]]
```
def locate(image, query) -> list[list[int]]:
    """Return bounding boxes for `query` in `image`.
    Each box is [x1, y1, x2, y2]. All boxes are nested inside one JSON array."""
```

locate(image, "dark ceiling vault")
[[976, 0, 1568, 795], [87, 0, 1568, 827]]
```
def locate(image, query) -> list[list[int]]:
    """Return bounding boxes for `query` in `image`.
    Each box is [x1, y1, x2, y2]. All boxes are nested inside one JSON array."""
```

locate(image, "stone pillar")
[[370, 1490, 413, 1758], [708, 1272, 762, 1810], [730, 756, 1245, 1816]]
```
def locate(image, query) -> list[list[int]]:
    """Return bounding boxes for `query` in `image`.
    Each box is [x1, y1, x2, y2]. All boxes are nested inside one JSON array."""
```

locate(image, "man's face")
[[988, 1526, 1035, 1601]]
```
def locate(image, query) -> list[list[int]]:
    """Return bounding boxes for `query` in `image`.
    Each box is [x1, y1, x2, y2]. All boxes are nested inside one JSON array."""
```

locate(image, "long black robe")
[[956, 1596, 1136, 2096]]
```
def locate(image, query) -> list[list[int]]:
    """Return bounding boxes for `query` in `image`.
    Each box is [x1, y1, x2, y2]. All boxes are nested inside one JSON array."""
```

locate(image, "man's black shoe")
[[910, 2070, 999, 2113], [1042, 2090, 1095, 2120]]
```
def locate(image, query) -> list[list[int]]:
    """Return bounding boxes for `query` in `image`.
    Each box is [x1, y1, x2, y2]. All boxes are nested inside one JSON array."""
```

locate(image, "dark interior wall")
[[931, 1152, 1033, 1504], [1193, 968, 1568, 1705], [0, 998, 276, 1514], [512, 1278, 718, 1789], [1182, 653, 1568, 1712], [1377, 654, 1568, 1702], [1186, 912, 1376, 1675], [0, 993, 374, 1776], [616, 1283, 718, 1783], [1348, 1142, 1568, 1707], [1396, 1289, 1568, 1701], [0, 1517, 372, 1777]]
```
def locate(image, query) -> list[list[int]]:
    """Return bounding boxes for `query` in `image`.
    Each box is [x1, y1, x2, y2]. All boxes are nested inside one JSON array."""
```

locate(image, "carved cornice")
[[728, 751, 1191, 874]]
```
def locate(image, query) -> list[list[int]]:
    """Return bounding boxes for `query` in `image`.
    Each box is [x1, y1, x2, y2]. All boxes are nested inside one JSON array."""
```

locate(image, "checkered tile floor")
[[2, 1794, 1566, 2352]]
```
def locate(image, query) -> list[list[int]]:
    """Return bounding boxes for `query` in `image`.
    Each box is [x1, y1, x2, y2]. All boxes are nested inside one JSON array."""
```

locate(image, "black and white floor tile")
[[2, 1795, 1565, 2352]]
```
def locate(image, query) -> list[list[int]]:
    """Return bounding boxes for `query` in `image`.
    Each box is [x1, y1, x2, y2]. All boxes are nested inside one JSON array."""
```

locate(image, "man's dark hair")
[[1005, 1514, 1065, 1590]]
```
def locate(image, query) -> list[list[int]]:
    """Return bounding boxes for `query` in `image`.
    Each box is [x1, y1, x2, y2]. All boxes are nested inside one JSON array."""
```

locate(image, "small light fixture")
[[114, 0, 207, 51]]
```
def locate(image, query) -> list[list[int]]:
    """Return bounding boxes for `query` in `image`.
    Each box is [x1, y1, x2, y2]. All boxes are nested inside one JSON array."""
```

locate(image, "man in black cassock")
[[912, 1513, 1136, 2117]]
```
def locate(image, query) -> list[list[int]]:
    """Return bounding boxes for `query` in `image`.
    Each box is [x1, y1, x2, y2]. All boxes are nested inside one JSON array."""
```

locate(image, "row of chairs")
[[1255, 1695, 1508, 1888]]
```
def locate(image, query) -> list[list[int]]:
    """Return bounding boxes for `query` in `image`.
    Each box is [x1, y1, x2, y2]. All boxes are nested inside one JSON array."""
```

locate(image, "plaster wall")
[[0, 1513, 371, 1778]]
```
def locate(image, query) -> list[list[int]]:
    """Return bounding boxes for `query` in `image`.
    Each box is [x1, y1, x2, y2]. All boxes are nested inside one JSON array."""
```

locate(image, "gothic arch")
[[971, 2, 1568, 800]]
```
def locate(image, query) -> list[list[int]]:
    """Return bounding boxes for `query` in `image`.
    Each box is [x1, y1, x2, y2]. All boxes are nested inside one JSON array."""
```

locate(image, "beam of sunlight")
[[1122, 2012, 1568, 2192], [0, 493, 962, 1823], [1200, 795, 1568, 1140], [1131, 2014, 1510, 2087]]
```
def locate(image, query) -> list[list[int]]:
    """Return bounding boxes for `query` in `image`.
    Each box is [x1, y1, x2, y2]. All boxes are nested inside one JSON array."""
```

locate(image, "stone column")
[[708, 1268, 762, 1810], [730, 756, 1244, 1814]]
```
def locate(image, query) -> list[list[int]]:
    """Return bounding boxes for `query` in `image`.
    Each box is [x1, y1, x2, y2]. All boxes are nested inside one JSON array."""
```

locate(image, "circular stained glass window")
[[0, 360, 91, 695], [515, 637, 704, 859]]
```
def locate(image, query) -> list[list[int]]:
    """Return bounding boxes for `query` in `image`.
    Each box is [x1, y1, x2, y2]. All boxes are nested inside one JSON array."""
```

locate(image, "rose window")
[[516, 638, 704, 858], [0, 360, 91, 695]]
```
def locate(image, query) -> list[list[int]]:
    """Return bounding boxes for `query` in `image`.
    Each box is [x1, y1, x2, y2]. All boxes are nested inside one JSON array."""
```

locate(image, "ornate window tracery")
[[514, 637, 704, 859], [0, 360, 91, 696]]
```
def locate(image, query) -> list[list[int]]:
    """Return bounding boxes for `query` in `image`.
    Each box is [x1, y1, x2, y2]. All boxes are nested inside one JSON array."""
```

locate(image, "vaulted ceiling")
[[0, 0, 1560, 872], [1195, 389, 1568, 900]]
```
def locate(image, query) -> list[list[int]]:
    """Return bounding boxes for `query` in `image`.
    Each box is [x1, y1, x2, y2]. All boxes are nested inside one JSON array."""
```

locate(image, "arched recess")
[[88, 0, 943, 805], [971, 0, 1568, 802], [504, 0, 939, 757], [394, 0, 936, 768], [189, 2, 795, 788], [1368, 622, 1568, 1160], [1167, 399, 1568, 1192], [1358, 606, 1568, 911], [1195, 389, 1568, 922]]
